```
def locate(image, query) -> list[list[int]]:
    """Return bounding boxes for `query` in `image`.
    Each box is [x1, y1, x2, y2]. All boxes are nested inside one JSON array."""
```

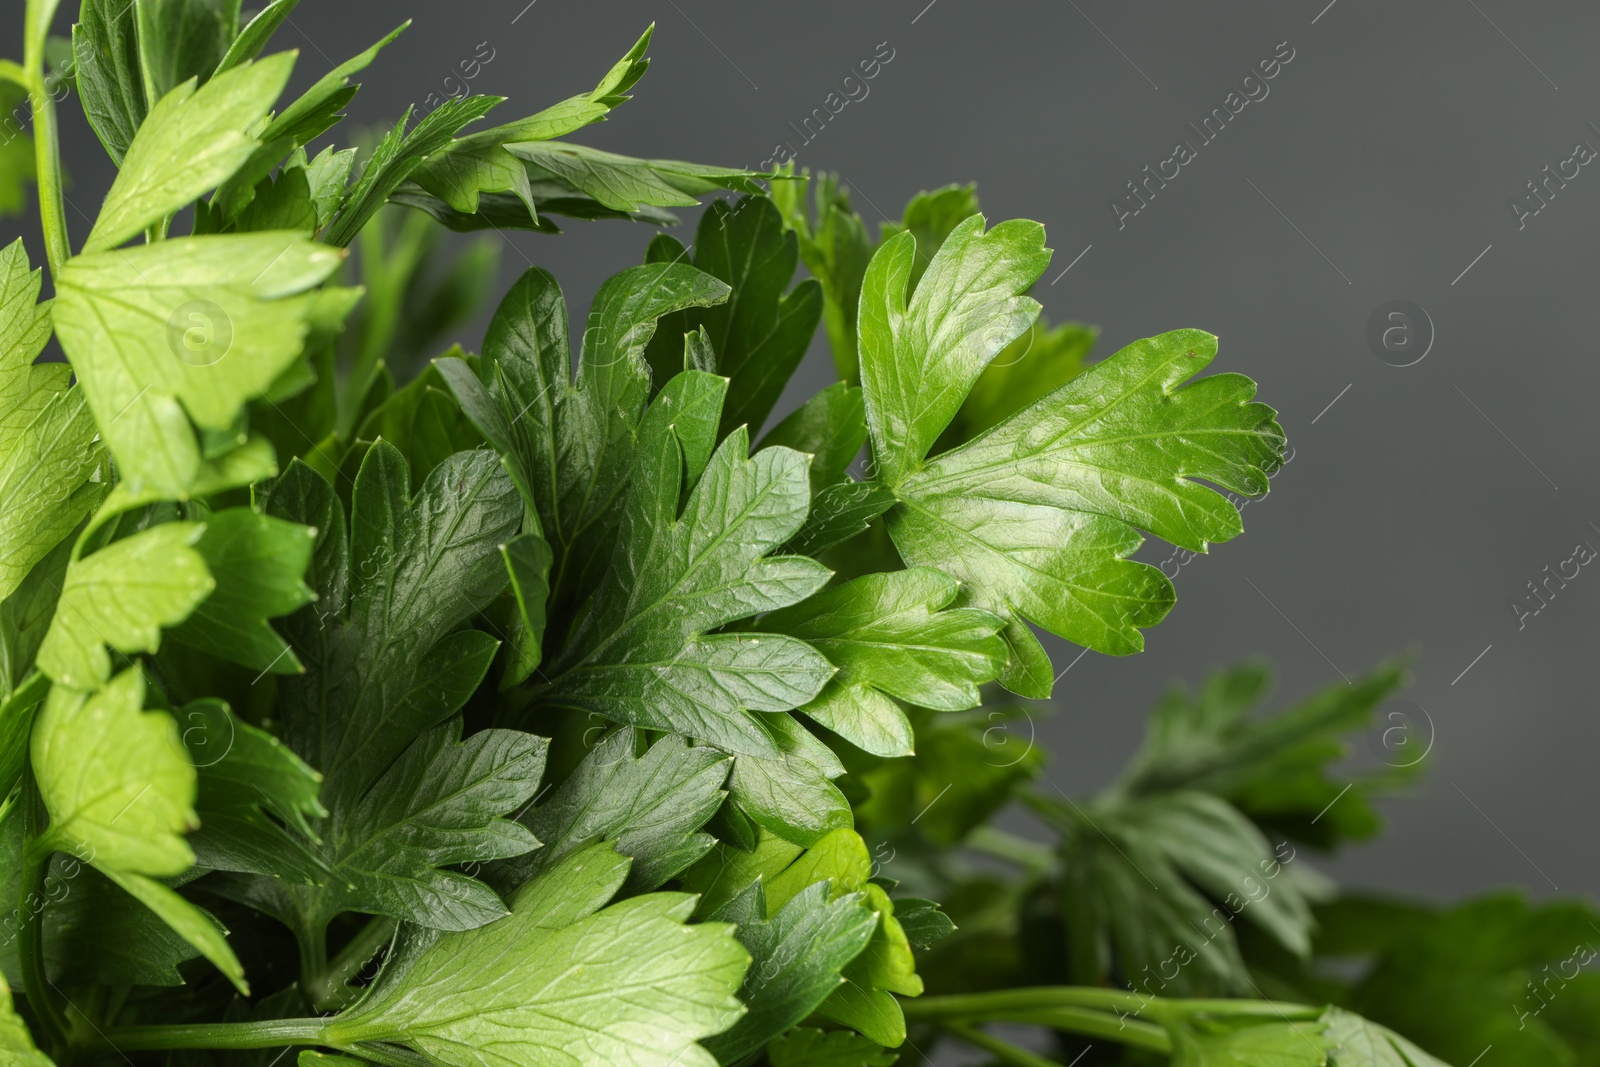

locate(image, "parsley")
[[0, 6, 1498, 1067]]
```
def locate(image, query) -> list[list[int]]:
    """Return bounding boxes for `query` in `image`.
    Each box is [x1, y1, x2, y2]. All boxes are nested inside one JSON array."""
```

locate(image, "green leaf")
[[0, 239, 104, 605], [945, 317, 1097, 444], [642, 195, 823, 436], [0, 674, 47, 798], [303, 718, 545, 930], [500, 727, 730, 893], [724, 711, 851, 845], [878, 183, 982, 292], [499, 530, 552, 689], [886, 325, 1285, 691], [215, 0, 303, 74], [703, 880, 877, 1063], [534, 375, 834, 759], [436, 264, 729, 627], [53, 232, 345, 496], [411, 25, 654, 217], [0, 819, 201, 987], [1116, 660, 1413, 848], [178, 698, 327, 881], [1036, 789, 1317, 996], [325, 841, 749, 1067], [134, 0, 240, 100], [353, 361, 485, 485], [768, 1028, 896, 1067], [30, 667, 248, 992], [324, 94, 500, 247], [859, 214, 1050, 485], [507, 140, 765, 212], [854, 706, 1044, 846], [0, 973, 54, 1067], [32, 668, 195, 874], [758, 382, 868, 492], [72, 0, 147, 164], [780, 481, 898, 559], [1320, 1008, 1452, 1067], [267, 446, 521, 812], [773, 170, 873, 381], [86, 52, 294, 252], [764, 568, 1006, 757], [168, 508, 317, 674], [35, 522, 214, 690], [1167, 1017, 1331, 1067]]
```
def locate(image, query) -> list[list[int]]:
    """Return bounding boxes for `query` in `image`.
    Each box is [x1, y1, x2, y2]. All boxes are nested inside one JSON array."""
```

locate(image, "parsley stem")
[[944, 1021, 1077, 1067], [21, 25, 68, 278], [16, 771, 70, 1054], [307, 916, 397, 1012], [100, 1018, 331, 1052]]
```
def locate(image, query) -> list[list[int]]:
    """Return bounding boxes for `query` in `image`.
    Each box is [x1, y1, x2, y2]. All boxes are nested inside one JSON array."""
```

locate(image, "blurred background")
[[14, 0, 1598, 906]]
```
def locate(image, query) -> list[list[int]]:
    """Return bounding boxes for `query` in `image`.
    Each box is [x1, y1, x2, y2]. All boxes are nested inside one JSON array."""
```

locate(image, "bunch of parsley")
[[0, 3, 1514, 1066]]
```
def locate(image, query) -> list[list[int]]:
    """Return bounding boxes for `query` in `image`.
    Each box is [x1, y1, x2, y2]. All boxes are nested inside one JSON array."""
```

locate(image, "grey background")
[[17, 0, 1599, 905]]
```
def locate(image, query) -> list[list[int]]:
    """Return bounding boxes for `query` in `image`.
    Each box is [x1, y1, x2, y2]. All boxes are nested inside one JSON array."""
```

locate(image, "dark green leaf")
[[72, 0, 146, 163]]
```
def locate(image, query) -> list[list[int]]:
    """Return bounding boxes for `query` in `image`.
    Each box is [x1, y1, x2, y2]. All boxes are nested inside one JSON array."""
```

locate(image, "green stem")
[[905, 986, 1319, 1021], [947, 1006, 1171, 1052], [965, 825, 1055, 873], [307, 917, 396, 1012], [101, 1018, 330, 1052], [17, 773, 69, 1053], [944, 1022, 1066, 1067], [24, 59, 69, 278]]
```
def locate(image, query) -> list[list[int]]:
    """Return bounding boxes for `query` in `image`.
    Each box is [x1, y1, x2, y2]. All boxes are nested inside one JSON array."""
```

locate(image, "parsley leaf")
[[324, 841, 749, 1067], [53, 232, 345, 496], [72, 0, 146, 164], [168, 508, 317, 674], [768, 1028, 897, 1067], [35, 522, 213, 691], [85, 52, 294, 252], [642, 194, 824, 436], [435, 263, 729, 627], [0, 239, 103, 605], [31, 667, 247, 992], [0, 974, 52, 1067], [531, 369, 833, 759], [763, 568, 1006, 757], [500, 726, 730, 893], [871, 240, 1283, 690], [703, 879, 877, 1063]]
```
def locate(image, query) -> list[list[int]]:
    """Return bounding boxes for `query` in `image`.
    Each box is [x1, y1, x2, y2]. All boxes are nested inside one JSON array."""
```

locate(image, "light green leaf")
[[887, 326, 1284, 689], [168, 508, 317, 673], [774, 170, 874, 381], [945, 316, 1097, 444], [35, 522, 213, 691], [0, 84, 34, 218], [215, 0, 303, 74], [764, 568, 1006, 757], [858, 214, 1050, 484], [0, 239, 104, 604], [86, 52, 294, 252], [1169, 1019, 1330, 1067], [501, 727, 730, 893], [326, 841, 749, 1067], [703, 880, 877, 1064], [0, 972, 54, 1067], [53, 231, 344, 496], [32, 668, 195, 874], [1321, 1008, 1453, 1067], [29, 667, 249, 993]]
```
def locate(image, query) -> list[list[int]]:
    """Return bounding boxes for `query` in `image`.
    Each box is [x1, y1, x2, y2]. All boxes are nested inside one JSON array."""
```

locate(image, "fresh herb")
[[0, 4, 1532, 1066]]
